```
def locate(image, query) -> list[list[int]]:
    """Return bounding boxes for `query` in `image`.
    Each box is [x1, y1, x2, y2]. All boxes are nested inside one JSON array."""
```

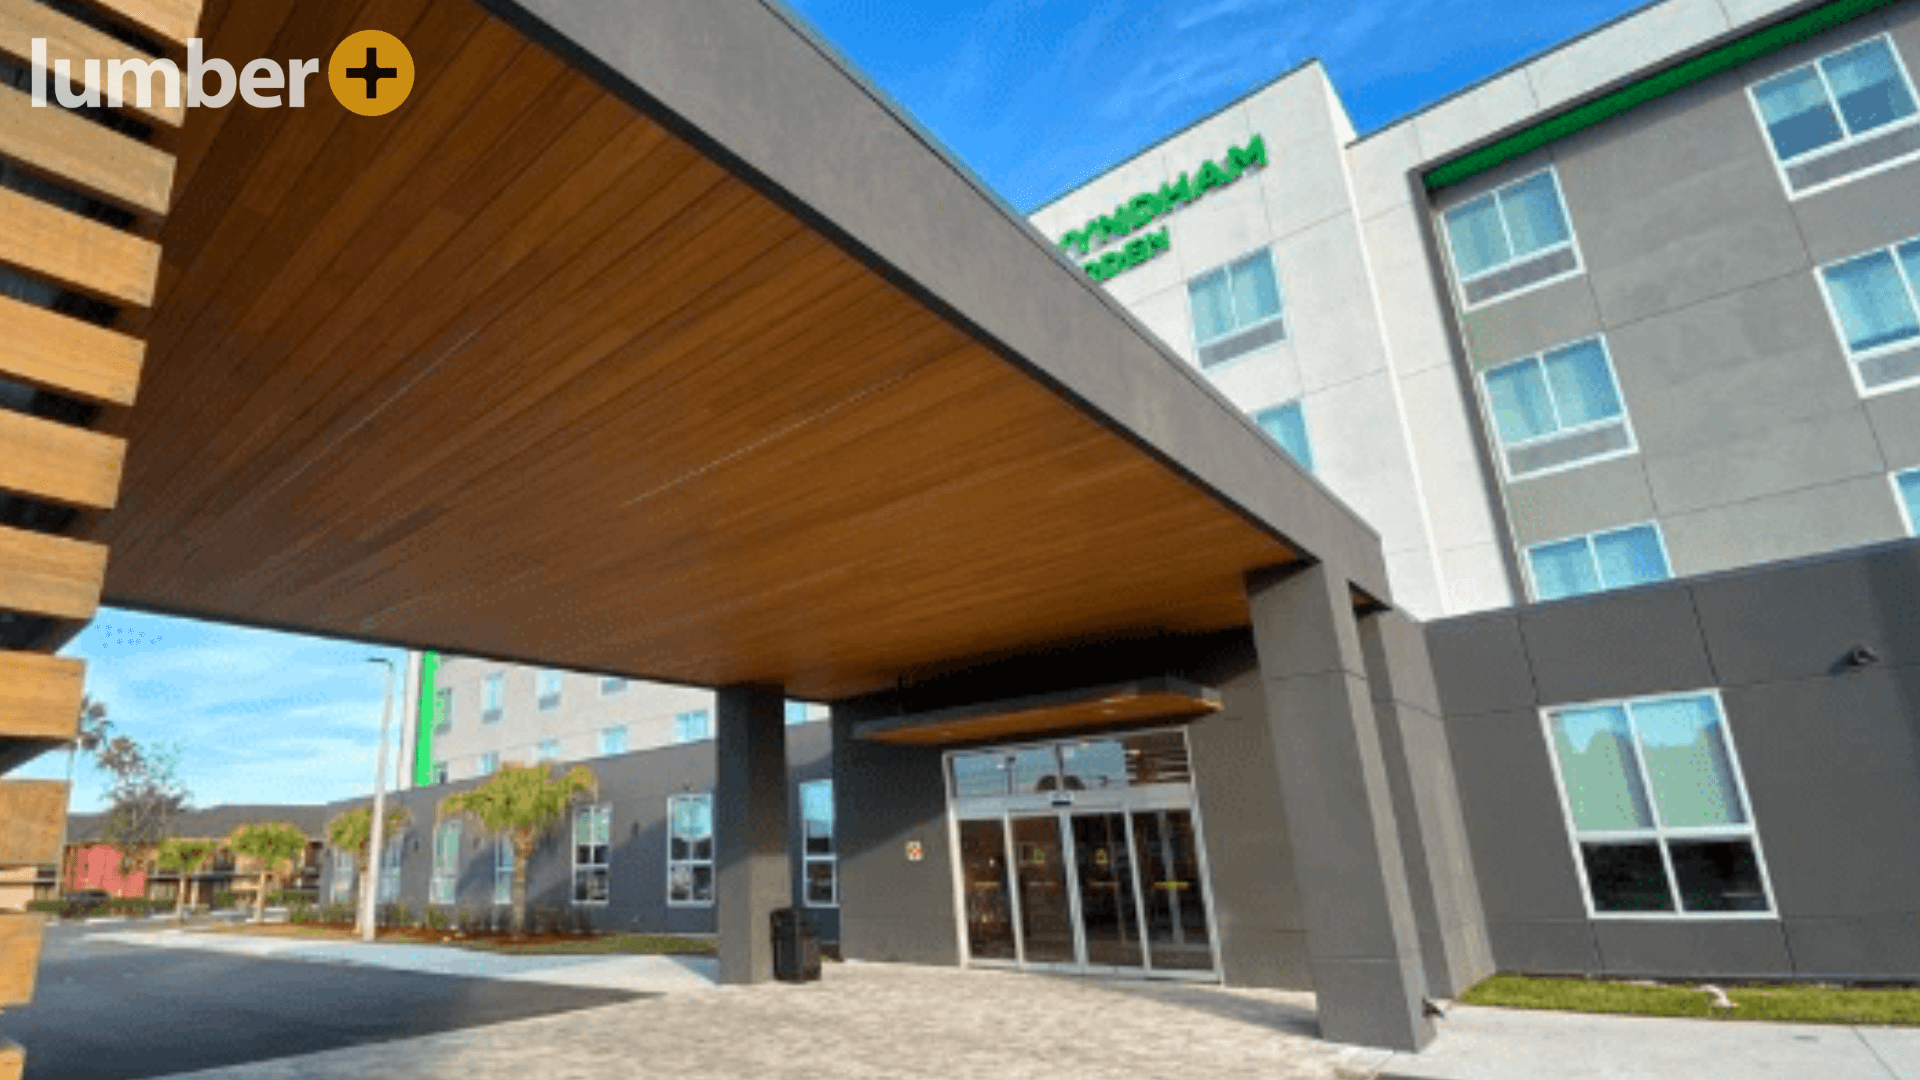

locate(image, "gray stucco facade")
[[319, 722, 840, 945], [1433, 536, 1920, 980]]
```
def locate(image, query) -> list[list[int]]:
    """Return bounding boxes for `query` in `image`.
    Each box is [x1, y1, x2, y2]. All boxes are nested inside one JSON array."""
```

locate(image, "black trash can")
[[771, 907, 821, 983]]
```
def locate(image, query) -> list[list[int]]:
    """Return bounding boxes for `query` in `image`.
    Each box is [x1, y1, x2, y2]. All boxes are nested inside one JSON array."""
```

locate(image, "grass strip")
[[1462, 975, 1920, 1025]]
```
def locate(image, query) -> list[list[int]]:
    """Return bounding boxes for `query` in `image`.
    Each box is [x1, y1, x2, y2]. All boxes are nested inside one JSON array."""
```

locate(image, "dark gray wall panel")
[[1517, 587, 1713, 706], [1444, 712, 1587, 923], [1786, 914, 1920, 979], [1429, 614, 1535, 717], [1593, 921, 1794, 979], [1691, 543, 1920, 685], [830, 706, 959, 966], [1486, 919, 1600, 975], [1724, 668, 1920, 920]]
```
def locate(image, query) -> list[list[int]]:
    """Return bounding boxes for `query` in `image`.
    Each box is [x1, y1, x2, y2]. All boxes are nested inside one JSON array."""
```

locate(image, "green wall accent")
[[413, 651, 440, 787], [1423, 0, 1901, 192]]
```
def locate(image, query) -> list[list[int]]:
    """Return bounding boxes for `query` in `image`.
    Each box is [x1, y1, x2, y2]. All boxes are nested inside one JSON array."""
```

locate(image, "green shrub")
[[376, 901, 411, 927], [423, 907, 448, 931], [268, 889, 319, 907], [321, 901, 356, 924], [287, 899, 317, 923], [26, 900, 66, 915], [211, 890, 239, 910]]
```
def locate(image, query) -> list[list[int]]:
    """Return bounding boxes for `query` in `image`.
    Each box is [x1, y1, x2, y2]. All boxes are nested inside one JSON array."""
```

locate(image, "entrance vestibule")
[[947, 730, 1219, 978]]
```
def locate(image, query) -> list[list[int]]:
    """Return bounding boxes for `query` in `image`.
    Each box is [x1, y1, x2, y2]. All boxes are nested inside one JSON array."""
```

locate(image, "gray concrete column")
[[1359, 609, 1495, 999], [715, 685, 791, 985], [1246, 563, 1433, 1051]]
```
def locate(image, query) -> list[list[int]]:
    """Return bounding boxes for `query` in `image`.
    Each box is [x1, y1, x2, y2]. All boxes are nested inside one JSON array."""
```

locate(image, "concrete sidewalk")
[[89, 928, 720, 994], [1378, 1002, 1920, 1079]]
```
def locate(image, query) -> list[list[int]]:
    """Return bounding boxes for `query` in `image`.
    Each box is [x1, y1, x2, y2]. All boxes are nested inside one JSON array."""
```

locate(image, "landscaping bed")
[[207, 921, 717, 955], [1461, 974, 1920, 1025]]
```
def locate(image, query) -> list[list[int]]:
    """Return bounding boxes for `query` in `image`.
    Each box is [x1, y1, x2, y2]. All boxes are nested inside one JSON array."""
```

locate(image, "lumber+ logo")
[[28, 29, 414, 115]]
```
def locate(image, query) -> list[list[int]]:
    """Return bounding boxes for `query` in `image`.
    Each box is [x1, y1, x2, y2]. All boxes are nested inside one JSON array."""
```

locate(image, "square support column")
[[714, 685, 791, 985], [1359, 610, 1495, 999], [1247, 563, 1433, 1051]]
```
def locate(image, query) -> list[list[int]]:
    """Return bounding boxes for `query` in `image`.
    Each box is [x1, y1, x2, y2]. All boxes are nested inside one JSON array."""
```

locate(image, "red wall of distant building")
[[66, 845, 148, 898]]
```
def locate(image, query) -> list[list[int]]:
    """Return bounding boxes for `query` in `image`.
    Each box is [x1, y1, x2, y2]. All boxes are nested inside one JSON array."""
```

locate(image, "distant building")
[[53, 806, 332, 907]]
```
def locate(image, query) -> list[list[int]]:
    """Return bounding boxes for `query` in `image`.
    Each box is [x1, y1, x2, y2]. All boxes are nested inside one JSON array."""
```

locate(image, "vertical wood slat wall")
[[0, 0, 198, 1076]]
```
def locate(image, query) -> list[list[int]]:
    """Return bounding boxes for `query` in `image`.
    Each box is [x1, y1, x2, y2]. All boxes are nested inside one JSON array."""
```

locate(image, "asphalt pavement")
[[2, 924, 645, 1080]]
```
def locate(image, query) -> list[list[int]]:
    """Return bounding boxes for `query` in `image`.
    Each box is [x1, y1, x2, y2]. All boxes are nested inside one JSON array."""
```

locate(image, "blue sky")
[[27, 0, 1656, 811], [786, 0, 1654, 211]]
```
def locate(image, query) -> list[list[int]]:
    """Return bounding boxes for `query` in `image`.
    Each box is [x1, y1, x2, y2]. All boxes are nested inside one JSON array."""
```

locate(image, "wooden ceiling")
[[855, 679, 1223, 747], [90, 0, 1304, 700]]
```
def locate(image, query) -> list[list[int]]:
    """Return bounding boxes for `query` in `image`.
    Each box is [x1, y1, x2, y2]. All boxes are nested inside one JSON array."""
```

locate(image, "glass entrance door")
[[949, 729, 1220, 979], [1071, 812, 1145, 970]]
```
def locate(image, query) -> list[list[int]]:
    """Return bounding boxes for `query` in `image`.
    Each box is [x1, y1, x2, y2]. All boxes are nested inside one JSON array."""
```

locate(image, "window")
[[1480, 337, 1634, 479], [1188, 248, 1286, 368], [430, 822, 461, 905], [537, 739, 560, 763], [574, 805, 611, 904], [1527, 523, 1672, 602], [378, 835, 403, 903], [537, 670, 563, 711], [493, 839, 514, 907], [1442, 169, 1579, 306], [667, 794, 714, 905], [1896, 468, 1920, 535], [785, 700, 812, 726], [599, 726, 627, 756], [799, 780, 836, 906], [477, 752, 499, 776], [1543, 692, 1772, 916], [431, 762, 449, 786], [601, 676, 628, 695], [1818, 238, 1920, 393], [1750, 35, 1919, 195], [674, 709, 712, 744], [1253, 400, 1313, 472], [482, 674, 503, 724], [433, 688, 453, 734], [329, 850, 354, 904]]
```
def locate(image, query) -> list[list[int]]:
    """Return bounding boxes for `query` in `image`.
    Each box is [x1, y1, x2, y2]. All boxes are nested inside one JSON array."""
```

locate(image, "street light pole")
[[359, 658, 397, 943]]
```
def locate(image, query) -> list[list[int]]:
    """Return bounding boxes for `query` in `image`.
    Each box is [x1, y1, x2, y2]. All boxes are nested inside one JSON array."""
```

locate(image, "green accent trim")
[[1424, 0, 1902, 192], [413, 651, 440, 787]]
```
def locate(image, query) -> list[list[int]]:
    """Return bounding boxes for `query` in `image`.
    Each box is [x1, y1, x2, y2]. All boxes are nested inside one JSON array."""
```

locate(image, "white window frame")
[[1746, 33, 1920, 200], [482, 674, 504, 724], [1185, 245, 1287, 368], [1895, 467, 1920, 536], [666, 793, 714, 908], [1538, 689, 1777, 921], [1475, 335, 1638, 483], [536, 739, 560, 763], [1522, 521, 1673, 603], [430, 821, 460, 906], [1441, 165, 1585, 312], [598, 726, 627, 756], [1814, 233, 1920, 399], [329, 849, 355, 904], [601, 676, 628, 695], [477, 751, 499, 777], [536, 670, 563, 712], [493, 839, 513, 907], [572, 804, 611, 906], [673, 709, 712, 744], [378, 832, 404, 903], [799, 779, 837, 908], [1252, 398, 1313, 473]]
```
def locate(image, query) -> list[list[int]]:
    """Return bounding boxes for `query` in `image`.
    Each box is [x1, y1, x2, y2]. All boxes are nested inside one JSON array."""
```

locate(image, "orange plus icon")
[[328, 30, 414, 116]]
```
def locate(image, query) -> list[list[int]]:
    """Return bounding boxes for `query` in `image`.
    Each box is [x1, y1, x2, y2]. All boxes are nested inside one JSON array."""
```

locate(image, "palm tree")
[[51, 696, 114, 897], [226, 822, 310, 924], [154, 838, 221, 919], [440, 763, 595, 937], [326, 805, 409, 935]]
